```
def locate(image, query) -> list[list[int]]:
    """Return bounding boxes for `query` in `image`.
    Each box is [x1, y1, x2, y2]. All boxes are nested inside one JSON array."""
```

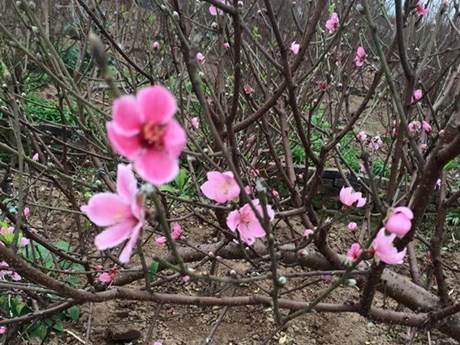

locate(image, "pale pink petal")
[[20, 237, 30, 246], [304, 229, 314, 238], [81, 193, 132, 227], [226, 209, 240, 231], [393, 206, 413, 220], [356, 46, 366, 58], [99, 272, 113, 283], [119, 222, 143, 263], [347, 222, 357, 232], [11, 272, 21, 281], [23, 207, 30, 217], [209, 5, 217, 15], [94, 220, 134, 250], [116, 164, 138, 202], [32, 153, 39, 161], [171, 223, 182, 240], [155, 236, 167, 244], [107, 122, 142, 159], [137, 85, 177, 125], [112, 95, 142, 136], [135, 150, 179, 186], [356, 196, 366, 208], [163, 120, 187, 158], [0, 326, 6, 334]]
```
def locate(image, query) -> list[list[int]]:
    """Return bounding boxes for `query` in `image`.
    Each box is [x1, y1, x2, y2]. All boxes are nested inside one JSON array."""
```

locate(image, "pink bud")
[[155, 236, 167, 245], [244, 84, 254, 95], [196, 52, 205, 63], [347, 222, 357, 232], [303, 229, 314, 239], [384, 206, 413, 237], [32, 153, 39, 161], [290, 41, 300, 55], [191, 117, 200, 129], [152, 41, 160, 51], [23, 207, 30, 218]]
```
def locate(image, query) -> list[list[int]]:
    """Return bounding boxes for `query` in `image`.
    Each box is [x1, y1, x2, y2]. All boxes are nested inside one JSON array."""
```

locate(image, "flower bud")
[[277, 276, 287, 286]]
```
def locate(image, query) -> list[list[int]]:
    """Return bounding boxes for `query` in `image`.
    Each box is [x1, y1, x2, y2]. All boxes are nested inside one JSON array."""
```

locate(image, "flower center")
[[139, 122, 165, 149]]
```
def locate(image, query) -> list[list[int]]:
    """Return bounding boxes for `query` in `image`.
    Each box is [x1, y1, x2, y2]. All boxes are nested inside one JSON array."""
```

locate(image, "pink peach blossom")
[[20, 237, 29, 246], [304, 229, 314, 239], [369, 136, 383, 150], [325, 12, 339, 33], [384, 206, 413, 238], [23, 207, 30, 217], [107, 86, 186, 186], [0, 326, 6, 334], [181, 275, 190, 282], [153, 342, 163, 345], [412, 89, 423, 102], [171, 222, 183, 240], [226, 199, 274, 245], [372, 228, 407, 264], [99, 268, 117, 283], [420, 143, 428, 150], [357, 131, 367, 142], [422, 120, 432, 133], [271, 189, 280, 200], [339, 187, 366, 208], [32, 153, 39, 161], [196, 52, 205, 63], [209, 0, 225, 16], [152, 41, 160, 51], [408, 120, 421, 133], [346, 243, 362, 262], [347, 222, 357, 232], [191, 117, 200, 129], [81, 164, 145, 263], [416, 1, 429, 15], [201, 171, 241, 204], [290, 41, 300, 54], [244, 84, 254, 95], [223, 42, 230, 49], [354, 46, 366, 67], [155, 236, 167, 245]]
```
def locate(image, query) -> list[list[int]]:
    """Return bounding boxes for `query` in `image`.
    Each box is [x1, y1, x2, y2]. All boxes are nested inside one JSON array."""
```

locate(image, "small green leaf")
[[29, 323, 48, 340], [148, 260, 160, 282], [66, 306, 80, 321], [52, 320, 64, 332]]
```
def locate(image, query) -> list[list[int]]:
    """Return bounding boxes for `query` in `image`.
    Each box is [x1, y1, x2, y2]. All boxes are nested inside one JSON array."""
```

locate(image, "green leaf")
[[159, 184, 177, 193], [55, 240, 72, 251], [29, 323, 48, 340], [66, 306, 80, 321], [174, 168, 187, 189], [52, 320, 64, 332], [148, 260, 160, 283]]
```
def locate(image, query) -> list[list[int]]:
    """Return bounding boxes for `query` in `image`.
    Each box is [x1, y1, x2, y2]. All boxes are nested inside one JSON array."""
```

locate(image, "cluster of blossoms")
[[82, 84, 274, 264], [0, 261, 21, 281], [346, 206, 413, 265], [338, 187, 411, 265], [81, 86, 186, 263], [200, 171, 274, 245], [357, 131, 384, 151]]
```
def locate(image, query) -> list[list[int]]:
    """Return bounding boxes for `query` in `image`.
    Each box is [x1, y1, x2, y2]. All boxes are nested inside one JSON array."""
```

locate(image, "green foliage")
[[25, 92, 76, 125], [60, 46, 92, 75], [148, 260, 160, 283], [159, 168, 193, 199], [372, 159, 390, 177]]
